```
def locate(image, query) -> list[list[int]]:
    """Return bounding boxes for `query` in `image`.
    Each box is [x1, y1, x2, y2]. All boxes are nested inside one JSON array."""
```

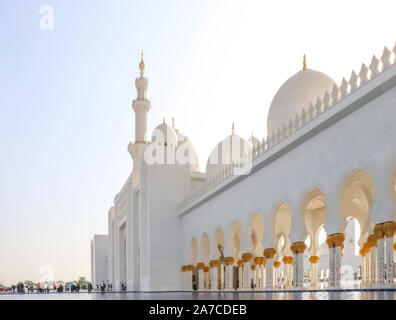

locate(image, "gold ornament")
[[264, 248, 276, 259]]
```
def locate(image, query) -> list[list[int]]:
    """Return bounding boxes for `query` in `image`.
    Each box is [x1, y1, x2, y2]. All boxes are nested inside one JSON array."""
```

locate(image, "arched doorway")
[[301, 189, 327, 287]]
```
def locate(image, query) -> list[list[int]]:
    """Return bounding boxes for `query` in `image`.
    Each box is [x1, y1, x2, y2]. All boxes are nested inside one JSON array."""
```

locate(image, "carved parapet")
[[309, 256, 320, 264], [326, 233, 345, 248], [242, 253, 253, 263], [263, 248, 276, 259], [382, 221, 396, 238], [290, 241, 307, 254]]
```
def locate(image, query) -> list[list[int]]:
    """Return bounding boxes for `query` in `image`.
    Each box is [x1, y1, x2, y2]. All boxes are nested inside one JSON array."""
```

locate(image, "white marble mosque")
[[91, 44, 396, 292]]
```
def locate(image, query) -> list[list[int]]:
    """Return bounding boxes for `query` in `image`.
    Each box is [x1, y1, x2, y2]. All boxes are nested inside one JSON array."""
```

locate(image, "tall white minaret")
[[128, 53, 151, 171]]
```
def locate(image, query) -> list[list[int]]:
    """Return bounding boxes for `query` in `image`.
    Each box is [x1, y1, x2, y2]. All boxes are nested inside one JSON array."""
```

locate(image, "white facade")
[[91, 234, 109, 287], [99, 46, 396, 291]]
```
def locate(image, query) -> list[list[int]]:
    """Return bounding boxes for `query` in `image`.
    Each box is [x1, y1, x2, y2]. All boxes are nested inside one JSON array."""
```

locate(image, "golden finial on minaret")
[[232, 123, 235, 135], [172, 117, 175, 129], [139, 51, 145, 74], [302, 54, 307, 71]]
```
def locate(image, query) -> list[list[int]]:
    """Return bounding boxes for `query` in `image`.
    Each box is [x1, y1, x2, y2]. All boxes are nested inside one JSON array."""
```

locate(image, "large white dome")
[[267, 69, 337, 134], [205, 134, 252, 181]]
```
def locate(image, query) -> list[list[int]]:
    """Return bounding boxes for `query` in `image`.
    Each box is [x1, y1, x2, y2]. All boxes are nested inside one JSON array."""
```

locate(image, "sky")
[[0, 0, 396, 285]]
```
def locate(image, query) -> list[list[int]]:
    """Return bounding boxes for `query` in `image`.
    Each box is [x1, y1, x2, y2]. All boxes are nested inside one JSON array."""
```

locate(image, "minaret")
[[128, 53, 152, 171]]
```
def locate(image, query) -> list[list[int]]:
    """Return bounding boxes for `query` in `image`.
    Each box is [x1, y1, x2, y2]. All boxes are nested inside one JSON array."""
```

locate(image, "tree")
[[77, 277, 88, 289]]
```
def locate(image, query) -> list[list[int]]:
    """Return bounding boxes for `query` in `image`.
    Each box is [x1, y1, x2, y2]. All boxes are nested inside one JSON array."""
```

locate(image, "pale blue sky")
[[1, 0, 395, 284]]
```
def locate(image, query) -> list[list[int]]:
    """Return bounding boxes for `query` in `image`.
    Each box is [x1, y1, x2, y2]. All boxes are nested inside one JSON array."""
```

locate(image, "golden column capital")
[[237, 260, 244, 268], [309, 256, 319, 264], [224, 257, 235, 266], [209, 260, 219, 268], [326, 233, 345, 248], [283, 256, 293, 264], [181, 265, 187, 272], [242, 253, 253, 262], [394, 243, 396, 252], [203, 266, 210, 272], [197, 262, 205, 270], [254, 257, 265, 265], [374, 223, 385, 240], [263, 248, 276, 259], [274, 261, 281, 268], [186, 265, 194, 271], [382, 221, 396, 238], [359, 249, 366, 257], [367, 234, 377, 248], [251, 265, 256, 271], [290, 241, 307, 254]]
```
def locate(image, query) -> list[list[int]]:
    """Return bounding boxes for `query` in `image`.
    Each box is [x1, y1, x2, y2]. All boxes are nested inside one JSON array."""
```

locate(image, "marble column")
[[273, 261, 281, 288], [367, 235, 377, 285], [254, 257, 265, 288], [224, 257, 235, 290], [282, 256, 293, 288], [264, 248, 276, 288], [309, 256, 319, 287], [359, 249, 366, 285], [209, 260, 219, 290], [251, 265, 257, 288], [242, 253, 253, 289], [374, 224, 386, 285], [181, 266, 187, 290], [326, 233, 345, 288], [203, 266, 210, 289], [197, 263, 204, 290], [291, 242, 307, 287], [187, 265, 193, 290], [383, 221, 396, 284], [237, 260, 243, 290]]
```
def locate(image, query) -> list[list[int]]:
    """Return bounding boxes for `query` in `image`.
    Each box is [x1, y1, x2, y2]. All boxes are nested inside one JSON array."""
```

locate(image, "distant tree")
[[24, 280, 34, 287], [77, 277, 88, 289]]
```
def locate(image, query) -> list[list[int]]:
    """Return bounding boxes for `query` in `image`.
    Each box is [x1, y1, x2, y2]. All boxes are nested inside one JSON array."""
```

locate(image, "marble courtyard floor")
[[1, 289, 396, 300]]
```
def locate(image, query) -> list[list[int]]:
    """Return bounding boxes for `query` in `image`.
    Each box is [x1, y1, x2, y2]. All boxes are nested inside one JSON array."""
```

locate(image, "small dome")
[[205, 134, 251, 181], [151, 122, 177, 147], [177, 131, 200, 172], [267, 69, 337, 134]]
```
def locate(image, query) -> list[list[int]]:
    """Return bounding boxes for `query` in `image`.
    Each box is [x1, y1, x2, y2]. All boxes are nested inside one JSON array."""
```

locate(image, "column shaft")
[[385, 236, 395, 284]]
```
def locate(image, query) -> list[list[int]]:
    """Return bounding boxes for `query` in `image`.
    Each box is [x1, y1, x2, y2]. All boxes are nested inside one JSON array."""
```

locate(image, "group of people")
[[98, 281, 113, 293], [2, 283, 65, 294], [95, 281, 128, 293]]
